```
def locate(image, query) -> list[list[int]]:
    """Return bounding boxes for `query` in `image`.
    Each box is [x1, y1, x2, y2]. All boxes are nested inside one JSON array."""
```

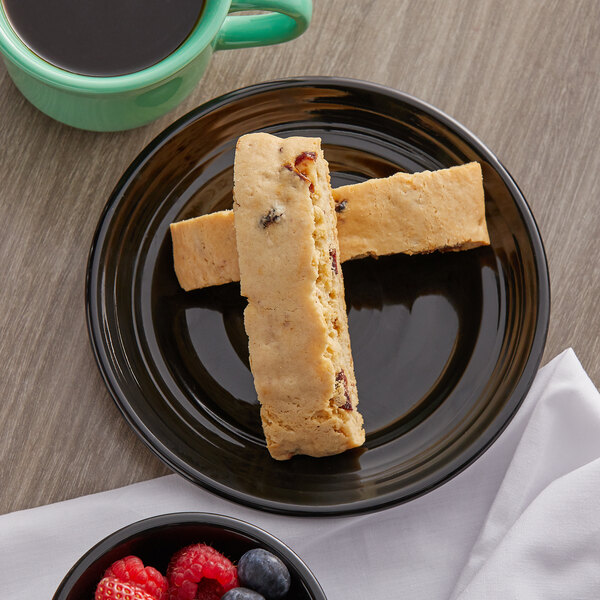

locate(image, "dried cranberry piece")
[[294, 151, 317, 166], [335, 370, 353, 410], [260, 208, 283, 228], [329, 248, 338, 274], [284, 152, 316, 193]]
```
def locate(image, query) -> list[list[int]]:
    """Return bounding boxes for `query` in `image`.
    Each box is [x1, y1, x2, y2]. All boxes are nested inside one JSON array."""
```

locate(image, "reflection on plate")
[[86, 78, 550, 515]]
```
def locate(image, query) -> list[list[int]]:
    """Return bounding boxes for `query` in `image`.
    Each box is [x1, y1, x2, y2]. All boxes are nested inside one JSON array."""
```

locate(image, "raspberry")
[[104, 555, 168, 600], [167, 543, 238, 600], [95, 576, 158, 600]]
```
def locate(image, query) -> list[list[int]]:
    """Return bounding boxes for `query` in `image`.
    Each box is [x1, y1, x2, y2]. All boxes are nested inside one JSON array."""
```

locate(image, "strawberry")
[[104, 555, 168, 600], [95, 576, 158, 600]]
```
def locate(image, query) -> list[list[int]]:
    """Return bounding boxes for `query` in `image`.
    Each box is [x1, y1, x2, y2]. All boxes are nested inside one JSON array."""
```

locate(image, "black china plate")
[[86, 78, 550, 516]]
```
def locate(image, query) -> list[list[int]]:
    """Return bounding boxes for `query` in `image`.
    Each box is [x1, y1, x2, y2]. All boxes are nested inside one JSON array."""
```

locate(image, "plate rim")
[[86, 76, 551, 516]]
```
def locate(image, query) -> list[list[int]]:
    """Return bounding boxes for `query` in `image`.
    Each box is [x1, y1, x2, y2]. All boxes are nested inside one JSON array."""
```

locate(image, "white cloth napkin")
[[2, 348, 599, 600]]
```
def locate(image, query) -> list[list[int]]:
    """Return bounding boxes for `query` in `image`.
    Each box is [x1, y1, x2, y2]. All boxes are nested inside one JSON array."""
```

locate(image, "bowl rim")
[[52, 511, 327, 600], [86, 76, 551, 516]]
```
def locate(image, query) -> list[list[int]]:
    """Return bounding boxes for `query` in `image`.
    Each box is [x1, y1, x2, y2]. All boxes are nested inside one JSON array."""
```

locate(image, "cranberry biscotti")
[[233, 133, 365, 460], [171, 162, 488, 291]]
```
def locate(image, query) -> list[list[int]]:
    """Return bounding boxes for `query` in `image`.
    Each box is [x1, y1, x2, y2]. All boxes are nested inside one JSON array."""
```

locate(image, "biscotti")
[[233, 133, 365, 460], [171, 162, 489, 291]]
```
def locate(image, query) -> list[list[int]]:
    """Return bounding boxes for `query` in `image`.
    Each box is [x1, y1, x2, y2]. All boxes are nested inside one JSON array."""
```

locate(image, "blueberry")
[[221, 588, 265, 600], [237, 548, 291, 600]]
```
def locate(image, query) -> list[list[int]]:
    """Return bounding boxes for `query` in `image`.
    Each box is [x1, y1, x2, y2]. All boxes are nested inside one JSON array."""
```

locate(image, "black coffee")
[[3, 0, 205, 77]]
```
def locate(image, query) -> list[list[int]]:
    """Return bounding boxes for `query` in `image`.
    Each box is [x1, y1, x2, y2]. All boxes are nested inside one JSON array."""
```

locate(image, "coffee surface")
[[3, 0, 205, 76]]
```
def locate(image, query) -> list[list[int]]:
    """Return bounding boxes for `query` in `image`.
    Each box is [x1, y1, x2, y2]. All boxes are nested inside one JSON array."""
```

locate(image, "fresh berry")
[[104, 555, 168, 600], [95, 576, 158, 600], [221, 588, 265, 600], [237, 549, 291, 600], [167, 543, 238, 600]]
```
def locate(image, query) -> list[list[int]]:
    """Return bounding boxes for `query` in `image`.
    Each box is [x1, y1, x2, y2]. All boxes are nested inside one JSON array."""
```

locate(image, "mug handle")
[[214, 0, 312, 51]]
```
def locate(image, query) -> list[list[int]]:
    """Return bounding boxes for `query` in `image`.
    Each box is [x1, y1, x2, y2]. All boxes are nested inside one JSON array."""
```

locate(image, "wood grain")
[[0, 0, 598, 514]]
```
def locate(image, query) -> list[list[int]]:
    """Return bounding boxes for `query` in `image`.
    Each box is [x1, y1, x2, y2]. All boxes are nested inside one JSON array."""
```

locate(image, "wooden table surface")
[[1, 1, 598, 515]]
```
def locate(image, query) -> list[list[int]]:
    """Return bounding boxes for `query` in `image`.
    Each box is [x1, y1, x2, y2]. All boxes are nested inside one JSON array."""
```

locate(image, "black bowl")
[[52, 512, 326, 600], [86, 77, 550, 515]]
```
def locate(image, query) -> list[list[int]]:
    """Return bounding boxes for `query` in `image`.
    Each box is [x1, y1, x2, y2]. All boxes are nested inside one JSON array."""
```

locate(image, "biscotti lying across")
[[334, 162, 488, 260], [234, 132, 365, 460], [171, 162, 488, 291]]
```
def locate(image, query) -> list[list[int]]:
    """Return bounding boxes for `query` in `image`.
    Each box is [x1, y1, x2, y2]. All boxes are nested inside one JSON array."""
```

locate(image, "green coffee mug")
[[0, 0, 312, 131]]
